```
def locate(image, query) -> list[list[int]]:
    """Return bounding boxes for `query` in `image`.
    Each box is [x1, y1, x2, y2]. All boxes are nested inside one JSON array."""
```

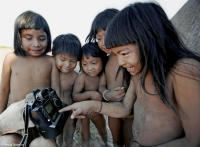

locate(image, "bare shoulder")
[[171, 58, 200, 81], [72, 71, 78, 78], [4, 52, 18, 65], [76, 72, 86, 80], [44, 55, 55, 62]]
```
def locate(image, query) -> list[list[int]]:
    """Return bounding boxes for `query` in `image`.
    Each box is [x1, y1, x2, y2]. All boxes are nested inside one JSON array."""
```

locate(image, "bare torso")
[[60, 71, 78, 105], [132, 58, 200, 146], [83, 73, 99, 91], [9, 55, 54, 103], [133, 73, 182, 146]]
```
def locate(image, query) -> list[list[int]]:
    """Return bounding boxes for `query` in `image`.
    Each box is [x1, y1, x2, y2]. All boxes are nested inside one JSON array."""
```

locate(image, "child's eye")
[[25, 37, 32, 40], [92, 62, 96, 64], [121, 52, 129, 56], [39, 37, 46, 41], [96, 38, 101, 42]]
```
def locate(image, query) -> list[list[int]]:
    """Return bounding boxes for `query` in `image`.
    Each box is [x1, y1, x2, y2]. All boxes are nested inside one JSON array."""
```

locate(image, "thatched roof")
[[172, 0, 200, 53]]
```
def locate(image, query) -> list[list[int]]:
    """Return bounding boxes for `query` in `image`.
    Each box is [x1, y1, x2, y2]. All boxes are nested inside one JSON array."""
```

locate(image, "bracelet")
[[102, 90, 109, 101], [98, 101, 103, 113]]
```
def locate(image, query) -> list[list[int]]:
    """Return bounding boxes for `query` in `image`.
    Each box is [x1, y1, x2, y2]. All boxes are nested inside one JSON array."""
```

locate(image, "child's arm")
[[99, 72, 125, 101], [50, 57, 61, 97], [171, 60, 200, 146], [0, 53, 15, 114], [60, 76, 137, 118], [73, 73, 102, 102]]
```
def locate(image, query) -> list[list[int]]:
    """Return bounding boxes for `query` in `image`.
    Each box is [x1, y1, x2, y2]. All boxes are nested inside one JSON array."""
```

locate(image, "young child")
[[73, 42, 108, 147], [60, 2, 200, 147], [86, 8, 133, 147], [52, 34, 82, 147], [0, 11, 59, 147]]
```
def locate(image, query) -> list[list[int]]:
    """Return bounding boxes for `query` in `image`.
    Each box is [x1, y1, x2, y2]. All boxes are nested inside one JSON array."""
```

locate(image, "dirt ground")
[[0, 47, 114, 147]]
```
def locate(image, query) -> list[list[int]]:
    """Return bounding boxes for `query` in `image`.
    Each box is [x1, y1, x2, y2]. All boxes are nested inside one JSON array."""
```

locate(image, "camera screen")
[[44, 101, 58, 121]]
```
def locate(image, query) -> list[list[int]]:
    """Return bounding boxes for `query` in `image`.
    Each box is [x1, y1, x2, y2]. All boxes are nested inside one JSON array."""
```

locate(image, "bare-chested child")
[[86, 9, 133, 147], [73, 42, 108, 147], [60, 2, 200, 147], [0, 11, 60, 147], [52, 34, 82, 147]]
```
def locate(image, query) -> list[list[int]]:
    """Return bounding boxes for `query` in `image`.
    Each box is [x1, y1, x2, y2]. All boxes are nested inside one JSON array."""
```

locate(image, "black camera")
[[25, 88, 69, 138]]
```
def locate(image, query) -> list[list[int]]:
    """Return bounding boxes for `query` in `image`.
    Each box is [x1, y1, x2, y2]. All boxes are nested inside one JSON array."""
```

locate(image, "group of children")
[[0, 5, 132, 147], [1, 1, 200, 147]]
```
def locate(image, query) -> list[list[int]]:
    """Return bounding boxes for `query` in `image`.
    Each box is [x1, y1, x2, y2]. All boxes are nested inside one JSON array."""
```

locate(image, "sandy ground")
[[0, 47, 113, 147]]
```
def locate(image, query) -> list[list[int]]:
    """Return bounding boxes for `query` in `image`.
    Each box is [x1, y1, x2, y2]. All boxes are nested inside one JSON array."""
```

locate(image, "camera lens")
[[52, 98, 62, 108]]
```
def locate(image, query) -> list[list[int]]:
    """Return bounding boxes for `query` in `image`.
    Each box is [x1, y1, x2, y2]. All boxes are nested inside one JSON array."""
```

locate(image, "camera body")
[[25, 88, 69, 138]]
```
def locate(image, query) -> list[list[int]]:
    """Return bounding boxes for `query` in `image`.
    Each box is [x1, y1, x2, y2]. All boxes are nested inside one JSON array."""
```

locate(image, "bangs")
[[52, 34, 81, 60], [53, 43, 81, 60], [14, 11, 51, 56], [82, 42, 101, 57], [86, 9, 119, 42], [17, 12, 49, 31], [105, 6, 138, 49]]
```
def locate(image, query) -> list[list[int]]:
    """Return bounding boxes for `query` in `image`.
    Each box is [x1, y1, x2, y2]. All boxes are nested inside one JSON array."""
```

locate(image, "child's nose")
[[33, 39, 40, 47], [64, 61, 70, 67], [87, 65, 93, 71]]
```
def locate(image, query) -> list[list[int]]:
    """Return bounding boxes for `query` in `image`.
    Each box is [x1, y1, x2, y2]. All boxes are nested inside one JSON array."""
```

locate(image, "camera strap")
[[19, 104, 30, 147]]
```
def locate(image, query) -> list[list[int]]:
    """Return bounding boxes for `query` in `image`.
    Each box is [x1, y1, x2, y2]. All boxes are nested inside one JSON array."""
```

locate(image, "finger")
[[114, 86, 125, 91], [119, 92, 125, 98], [74, 115, 86, 119], [114, 86, 122, 91], [71, 108, 83, 119], [71, 109, 85, 119], [59, 105, 74, 113]]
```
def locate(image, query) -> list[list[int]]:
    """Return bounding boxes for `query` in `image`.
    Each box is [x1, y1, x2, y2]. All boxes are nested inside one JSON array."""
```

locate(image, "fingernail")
[[71, 115, 75, 119]]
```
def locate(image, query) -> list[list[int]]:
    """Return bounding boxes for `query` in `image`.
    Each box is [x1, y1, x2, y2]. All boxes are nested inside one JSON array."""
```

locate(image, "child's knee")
[[29, 136, 57, 147], [0, 134, 21, 145]]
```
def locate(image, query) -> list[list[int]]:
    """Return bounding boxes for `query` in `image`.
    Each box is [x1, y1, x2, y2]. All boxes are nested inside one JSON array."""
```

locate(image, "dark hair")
[[14, 10, 51, 56], [81, 42, 108, 75], [52, 34, 82, 61], [105, 2, 200, 107], [86, 8, 119, 43]]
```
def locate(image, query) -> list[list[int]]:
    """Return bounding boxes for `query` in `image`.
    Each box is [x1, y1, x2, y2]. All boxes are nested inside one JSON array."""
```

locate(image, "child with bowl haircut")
[[86, 8, 133, 147], [0, 10, 60, 147], [52, 34, 82, 147], [60, 2, 200, 147], [73, 42, 108, 147]]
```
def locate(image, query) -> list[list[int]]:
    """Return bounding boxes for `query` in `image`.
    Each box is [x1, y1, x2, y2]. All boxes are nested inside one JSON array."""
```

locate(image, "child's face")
[[21, 29, 47, 57], [111, 44, 142, 76], [55, 53, 77, 73], [81, 56, 103, 77], [96, 30, 111, 55]]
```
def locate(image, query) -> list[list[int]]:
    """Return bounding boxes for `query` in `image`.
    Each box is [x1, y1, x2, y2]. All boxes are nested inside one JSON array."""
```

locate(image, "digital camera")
[[25, 88, 69, 138]]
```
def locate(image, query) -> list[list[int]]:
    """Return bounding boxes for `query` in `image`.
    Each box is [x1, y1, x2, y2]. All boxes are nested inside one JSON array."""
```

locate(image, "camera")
[[25, 88, 69, 138]]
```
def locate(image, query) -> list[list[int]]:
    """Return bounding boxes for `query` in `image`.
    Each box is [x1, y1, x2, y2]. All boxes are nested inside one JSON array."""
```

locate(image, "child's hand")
[[103, 87, 125, 102], [59, 101, 99, 119], [89, 91, 102, 101]]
